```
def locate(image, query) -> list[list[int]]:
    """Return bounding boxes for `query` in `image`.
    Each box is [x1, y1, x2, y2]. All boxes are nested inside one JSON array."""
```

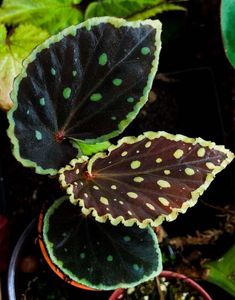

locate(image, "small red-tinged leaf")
[[59, 131, 234, 228]]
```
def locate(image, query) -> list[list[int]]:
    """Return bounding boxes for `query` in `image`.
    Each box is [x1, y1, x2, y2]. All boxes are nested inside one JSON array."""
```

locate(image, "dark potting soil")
[[0, 0, 235, 299]]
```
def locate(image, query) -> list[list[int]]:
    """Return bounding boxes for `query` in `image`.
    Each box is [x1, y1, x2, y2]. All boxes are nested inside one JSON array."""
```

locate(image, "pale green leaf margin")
[[42, 196, 162, 290], [59, 131, 234, 228], [7, 16, 162, 176]]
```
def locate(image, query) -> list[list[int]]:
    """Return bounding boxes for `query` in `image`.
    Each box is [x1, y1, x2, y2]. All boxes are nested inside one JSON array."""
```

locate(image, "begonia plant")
[[0, 0, 185, 112], [7, 17, 234, 290]]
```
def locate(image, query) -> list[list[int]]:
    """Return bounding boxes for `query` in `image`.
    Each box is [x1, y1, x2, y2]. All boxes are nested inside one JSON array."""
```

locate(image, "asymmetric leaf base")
[[7, 17, 161, 175], [60, 131, 234, 228]]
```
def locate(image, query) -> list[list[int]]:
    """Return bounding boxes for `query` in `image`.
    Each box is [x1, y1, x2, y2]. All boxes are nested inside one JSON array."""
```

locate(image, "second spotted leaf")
[[59, 131, 234, 228]]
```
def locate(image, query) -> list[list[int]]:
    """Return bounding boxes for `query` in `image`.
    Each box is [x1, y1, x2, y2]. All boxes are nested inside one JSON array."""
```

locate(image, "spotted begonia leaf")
[[59, 131, 234, 228], [41, 197, 162, 290], [7, 17, 162, 175]]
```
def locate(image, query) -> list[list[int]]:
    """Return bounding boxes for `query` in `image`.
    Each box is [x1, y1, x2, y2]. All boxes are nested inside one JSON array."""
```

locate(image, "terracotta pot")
[[109, 270, 212, 300]]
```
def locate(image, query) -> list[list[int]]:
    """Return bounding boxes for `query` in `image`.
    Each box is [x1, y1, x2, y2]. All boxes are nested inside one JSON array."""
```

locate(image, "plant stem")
[[156, 276, 165, 300]]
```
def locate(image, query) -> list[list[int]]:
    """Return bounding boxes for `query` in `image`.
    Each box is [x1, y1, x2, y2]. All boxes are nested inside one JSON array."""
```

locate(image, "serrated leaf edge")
[[42, 196, 162, 290], [59, 131, 234, 228], [7, 16, 161, 175], [59, 155, 89, 189]]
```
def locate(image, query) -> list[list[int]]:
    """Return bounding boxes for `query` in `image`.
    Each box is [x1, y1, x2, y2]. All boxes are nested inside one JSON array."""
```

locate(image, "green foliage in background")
[[204, 244, 235, 297], [0, 0, 185, 111], [221, 0, 235, 68], [85, 0, 185, 20], [0, 0, 83, 34], [0, 24, 48, 110]]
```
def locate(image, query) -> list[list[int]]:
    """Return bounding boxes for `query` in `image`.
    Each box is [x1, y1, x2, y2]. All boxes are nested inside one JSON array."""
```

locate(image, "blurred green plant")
[[0, 24, 48, 110], [221, 0, 235, 68], [85, 0, 185, 20], [0, 0, 83, 34], [204, 244, 235, 297]]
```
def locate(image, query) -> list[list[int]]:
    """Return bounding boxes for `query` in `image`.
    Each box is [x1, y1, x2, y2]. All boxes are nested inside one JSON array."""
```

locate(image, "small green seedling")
[[7, 17, 234, 290]]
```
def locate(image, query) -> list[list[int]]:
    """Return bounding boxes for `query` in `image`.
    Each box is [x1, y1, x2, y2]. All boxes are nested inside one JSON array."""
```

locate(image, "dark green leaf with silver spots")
[[42, 197, 162, 290], [8, 17, 161, 175]]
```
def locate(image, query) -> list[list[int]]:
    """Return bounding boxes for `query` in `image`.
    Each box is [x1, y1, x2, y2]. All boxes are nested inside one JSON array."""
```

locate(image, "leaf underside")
[[60, 131, 234, 228], [7, 17, 161, 175], [42, 197, 162, 290]]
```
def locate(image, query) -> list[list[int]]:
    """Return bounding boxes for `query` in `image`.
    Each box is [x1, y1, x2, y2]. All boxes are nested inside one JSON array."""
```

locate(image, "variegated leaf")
[[41, 197, 162, 290], [59, 131, 234, 228], [7, 17, 162, 175]]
